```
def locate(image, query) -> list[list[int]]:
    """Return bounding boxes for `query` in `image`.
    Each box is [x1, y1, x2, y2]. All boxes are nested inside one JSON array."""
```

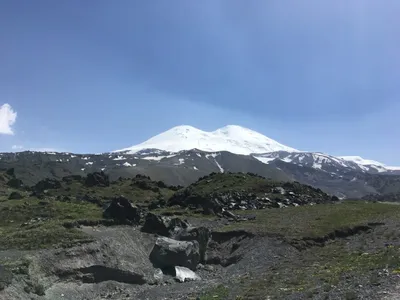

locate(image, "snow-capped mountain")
[[339, 156, 400, 172], [115, 124, 400, 175], [253, 152, 400, 175], [115, 125, 297, 155]]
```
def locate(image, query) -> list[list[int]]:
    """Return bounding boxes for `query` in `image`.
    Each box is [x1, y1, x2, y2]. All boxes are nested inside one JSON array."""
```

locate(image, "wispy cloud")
[[30, 147, 64, 153], [10, 145, 65, 153], [0, 103, 17, 135], [11, 145, 24, 150]]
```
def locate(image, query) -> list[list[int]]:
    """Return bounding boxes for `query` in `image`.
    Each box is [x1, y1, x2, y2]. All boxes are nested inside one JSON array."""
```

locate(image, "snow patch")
[[214, 159, 224, 173], [142, 154, 176, 161], [254, 156, 276, 164], [85, 162, 93, 165], [113, 156, 126, 161], [114, 125, 298, 155], [312, 163, 322, 169]]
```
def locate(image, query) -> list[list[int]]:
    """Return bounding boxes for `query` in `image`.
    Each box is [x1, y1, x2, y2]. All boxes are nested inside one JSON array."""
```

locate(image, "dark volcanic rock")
[[6, 177, 24, 189], [149, 237, 200, 270], [363, 192, 400, 203], [34, 178, 62, 193], [142, 213, 211, 263], [172, 227, 211, 263], [5, 168, 15, 177], [0, 265, 12, 290], [169, 174, 338, 215], [8, 191, 23, 200], [141, 212, 189, 236], [85, 171, 110, 187], [62, 174, 83, 183], [103, 196, 141, 224]]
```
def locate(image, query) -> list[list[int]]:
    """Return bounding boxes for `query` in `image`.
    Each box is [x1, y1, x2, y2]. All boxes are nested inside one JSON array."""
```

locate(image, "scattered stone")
[[149, 237, 200, 270], [103, 196, 141, 224], [203, 265, 214, 272], [153, 268, 164, 283]]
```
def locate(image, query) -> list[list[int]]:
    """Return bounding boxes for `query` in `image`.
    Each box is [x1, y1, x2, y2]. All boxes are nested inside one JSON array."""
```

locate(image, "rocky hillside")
[[1, 169, 400, 299], [168, 172, 338, 214], [2, 150, 400, 200]]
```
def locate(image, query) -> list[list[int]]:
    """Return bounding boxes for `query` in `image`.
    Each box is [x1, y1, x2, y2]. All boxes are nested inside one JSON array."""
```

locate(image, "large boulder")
[[34, 178, 61, 193], [149, 237, 200, 271], [8, 191, 23, 200], [172, 227, 211, 263], [168, 189, 223, 215], [6, 178, 23, 189], [62, 175, 83, 184], [141, 213, 189, 236], [85, 171, 109, 187], [103, 196, 141, 224], [5, 168, 15, 177], [141, 213, 210, 263]]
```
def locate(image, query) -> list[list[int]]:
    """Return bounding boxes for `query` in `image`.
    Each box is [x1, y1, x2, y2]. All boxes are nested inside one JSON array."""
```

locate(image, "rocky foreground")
[[0, 170, 400, 299]]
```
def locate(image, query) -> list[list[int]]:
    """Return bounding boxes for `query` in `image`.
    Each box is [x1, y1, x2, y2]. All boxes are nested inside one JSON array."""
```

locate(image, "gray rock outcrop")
[[149, 237, 200, 271]]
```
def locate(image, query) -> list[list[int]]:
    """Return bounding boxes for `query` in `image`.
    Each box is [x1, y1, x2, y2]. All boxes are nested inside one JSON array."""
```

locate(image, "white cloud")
[[30, 147, 63, 152], [0, 103, 17, 135], [11, 145, 24, 150]]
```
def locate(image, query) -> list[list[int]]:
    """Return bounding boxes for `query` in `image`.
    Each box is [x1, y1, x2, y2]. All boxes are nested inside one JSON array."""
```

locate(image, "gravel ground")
[[1, 218, 400, 300]]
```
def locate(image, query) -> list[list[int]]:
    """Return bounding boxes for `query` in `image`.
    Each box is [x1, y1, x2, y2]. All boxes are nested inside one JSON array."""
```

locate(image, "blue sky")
[[0, 1, 399, 164]]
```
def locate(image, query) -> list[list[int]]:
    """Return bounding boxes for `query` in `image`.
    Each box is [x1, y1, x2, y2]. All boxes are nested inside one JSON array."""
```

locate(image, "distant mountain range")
[[1, 125, 399, 199]]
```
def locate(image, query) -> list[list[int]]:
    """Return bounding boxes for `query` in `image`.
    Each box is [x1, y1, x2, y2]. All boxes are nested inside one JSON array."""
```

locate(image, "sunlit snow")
[[114, 125, 298, 155]]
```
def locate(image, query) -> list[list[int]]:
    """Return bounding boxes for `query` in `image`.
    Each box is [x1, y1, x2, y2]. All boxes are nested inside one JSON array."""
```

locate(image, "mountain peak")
[[115, 125, 298, 154]]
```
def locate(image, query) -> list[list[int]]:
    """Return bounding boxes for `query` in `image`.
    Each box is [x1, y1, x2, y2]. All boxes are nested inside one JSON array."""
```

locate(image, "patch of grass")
[[312, 244, 400, 285], [198, 284, 230, 300], [235, 244, 400, 299], [0, 197, 102, 226], [0, 221, 93, 250], [189, 173, 273, 196], [52, 176, 176, 206], [0, 198, 102, 250], [221, 201, 400, 239], [178, 172, 326, 199]]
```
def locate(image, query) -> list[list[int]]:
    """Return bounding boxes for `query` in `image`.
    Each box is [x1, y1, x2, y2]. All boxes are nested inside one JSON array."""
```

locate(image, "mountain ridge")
[[114, 124, 399, 172]]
